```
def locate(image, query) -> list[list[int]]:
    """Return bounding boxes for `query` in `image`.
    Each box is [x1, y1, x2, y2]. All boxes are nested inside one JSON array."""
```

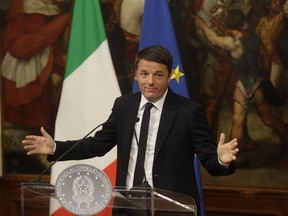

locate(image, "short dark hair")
[[134, 45, 173, 74], [225, 9, 247, 30]]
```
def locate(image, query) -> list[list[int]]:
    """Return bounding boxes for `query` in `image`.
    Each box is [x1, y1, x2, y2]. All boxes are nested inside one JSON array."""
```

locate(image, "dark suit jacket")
[[48, 88, 234, 210]]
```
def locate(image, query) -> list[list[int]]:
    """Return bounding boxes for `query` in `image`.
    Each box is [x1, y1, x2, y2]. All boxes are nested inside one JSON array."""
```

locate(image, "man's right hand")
[[22, 127, 55, 155]]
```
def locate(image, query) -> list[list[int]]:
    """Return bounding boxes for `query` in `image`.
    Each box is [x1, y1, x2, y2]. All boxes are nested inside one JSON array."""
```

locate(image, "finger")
[[24, 144, 36, 156], [40, 127, 49, 137], [230, 139, 238, 149], [22, 138, 36, 146], [24, 135, 37, 141], [27, 149, 36, 156], [217, 133, 225, 147], [24, 144, 35, 150], [232, 148, 239, 155], [22, 140, 30, 145]]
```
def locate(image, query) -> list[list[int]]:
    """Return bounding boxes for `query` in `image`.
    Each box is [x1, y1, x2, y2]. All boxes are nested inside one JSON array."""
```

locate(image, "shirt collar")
[[140, 89, 168, 112]]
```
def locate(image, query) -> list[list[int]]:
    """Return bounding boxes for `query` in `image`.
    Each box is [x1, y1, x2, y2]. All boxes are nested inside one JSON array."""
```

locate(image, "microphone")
[[132, 117, 151, 188], [32, 121, 106, 183]]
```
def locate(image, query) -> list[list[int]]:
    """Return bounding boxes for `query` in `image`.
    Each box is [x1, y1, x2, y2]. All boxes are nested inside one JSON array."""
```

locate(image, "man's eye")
[[140, 72, 148, 76], [155, 74, 164, 78]]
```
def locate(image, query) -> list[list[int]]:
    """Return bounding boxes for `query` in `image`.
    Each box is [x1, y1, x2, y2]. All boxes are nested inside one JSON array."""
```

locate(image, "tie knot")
[[145, 102, 154, 111]]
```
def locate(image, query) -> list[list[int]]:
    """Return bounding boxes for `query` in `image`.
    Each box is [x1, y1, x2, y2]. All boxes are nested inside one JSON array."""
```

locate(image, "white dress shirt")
[[126, 90, 168, 189]]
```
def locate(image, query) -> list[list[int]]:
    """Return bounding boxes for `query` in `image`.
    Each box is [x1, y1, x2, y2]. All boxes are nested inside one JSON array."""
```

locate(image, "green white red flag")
[[50, 0, 121, 215]]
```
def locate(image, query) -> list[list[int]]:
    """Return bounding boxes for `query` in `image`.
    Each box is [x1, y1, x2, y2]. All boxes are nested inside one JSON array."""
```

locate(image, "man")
[[194, 9, 288, 151], [256, 0, 287, 121], [22, 45, 238, 215], [256, 0, 287, 90]]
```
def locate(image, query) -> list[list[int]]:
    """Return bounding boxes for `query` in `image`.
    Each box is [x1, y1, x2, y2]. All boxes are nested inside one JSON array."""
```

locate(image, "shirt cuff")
[[51, 142, 57, 155], [218, 157, 230, 168]]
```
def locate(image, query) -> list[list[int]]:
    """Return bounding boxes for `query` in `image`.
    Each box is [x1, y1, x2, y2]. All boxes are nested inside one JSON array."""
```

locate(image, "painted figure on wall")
[[119, 0, 144, 78], [1, 0, 73, 131], [186, 0, 238, 135], [256, 0, 288, 122], [256, 0, 287, 92], [194, 7, 288, 157], [277, 1, 288, 96]]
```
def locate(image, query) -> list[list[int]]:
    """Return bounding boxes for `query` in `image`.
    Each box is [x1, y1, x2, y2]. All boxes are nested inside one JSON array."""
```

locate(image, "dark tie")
[[133, 102, 154, 186]]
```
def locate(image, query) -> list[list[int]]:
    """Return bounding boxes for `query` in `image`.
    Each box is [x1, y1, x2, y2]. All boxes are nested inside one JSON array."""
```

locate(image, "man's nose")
[[147, 74, 154, 84]]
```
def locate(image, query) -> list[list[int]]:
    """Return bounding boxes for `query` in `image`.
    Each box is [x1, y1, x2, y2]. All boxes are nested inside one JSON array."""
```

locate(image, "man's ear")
[[134, 71, 138, 80], [168, 72, 172, 82]]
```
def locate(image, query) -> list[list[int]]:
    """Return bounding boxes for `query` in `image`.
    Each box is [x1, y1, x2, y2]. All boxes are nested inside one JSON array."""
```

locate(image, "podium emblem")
[[55, 164, 112, 215]]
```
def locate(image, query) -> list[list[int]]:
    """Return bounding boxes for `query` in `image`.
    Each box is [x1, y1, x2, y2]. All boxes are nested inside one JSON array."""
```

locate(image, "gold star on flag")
[[171, 65, 184, 83]]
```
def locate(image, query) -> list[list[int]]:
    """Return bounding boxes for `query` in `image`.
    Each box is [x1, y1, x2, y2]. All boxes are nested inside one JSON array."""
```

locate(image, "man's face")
[[268, 0, 281, 14], [136, 59, 171, 102]]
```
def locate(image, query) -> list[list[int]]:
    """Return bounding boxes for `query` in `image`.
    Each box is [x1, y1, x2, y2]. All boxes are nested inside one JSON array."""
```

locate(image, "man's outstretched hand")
[[217, 133, 239, 164], [22, 127, 55, 155]]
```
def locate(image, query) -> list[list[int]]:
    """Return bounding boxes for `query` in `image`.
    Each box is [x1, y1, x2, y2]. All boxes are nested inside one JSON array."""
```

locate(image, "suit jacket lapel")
[[154, 89, 178, 159], [122, 93, 141, 170]]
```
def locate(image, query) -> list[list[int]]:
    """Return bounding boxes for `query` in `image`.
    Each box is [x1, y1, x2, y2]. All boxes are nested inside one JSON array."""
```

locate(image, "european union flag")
[[132, 0, 189, 98], [132, 0, 205, 215]]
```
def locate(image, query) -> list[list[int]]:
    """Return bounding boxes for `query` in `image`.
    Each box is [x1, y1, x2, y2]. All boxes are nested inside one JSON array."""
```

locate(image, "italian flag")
[[50, 0, 121, 215]]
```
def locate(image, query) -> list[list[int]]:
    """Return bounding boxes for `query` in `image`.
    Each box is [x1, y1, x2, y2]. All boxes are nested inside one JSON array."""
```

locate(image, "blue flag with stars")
[[132, 0, 205, 215], [132, 0, 189, 97]]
